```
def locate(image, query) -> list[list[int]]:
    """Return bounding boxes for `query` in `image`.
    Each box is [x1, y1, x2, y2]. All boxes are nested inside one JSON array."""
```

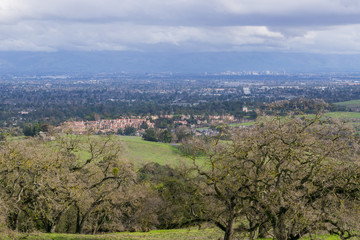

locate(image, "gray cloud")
[[0, 0, 359, 53]]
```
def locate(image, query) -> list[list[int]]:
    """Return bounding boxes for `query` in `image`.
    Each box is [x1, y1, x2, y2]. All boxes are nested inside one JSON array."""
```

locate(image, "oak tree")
[[184, 114, 360, 240]]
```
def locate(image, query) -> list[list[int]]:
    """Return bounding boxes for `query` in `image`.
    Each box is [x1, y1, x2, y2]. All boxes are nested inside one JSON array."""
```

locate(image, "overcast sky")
[[0, 0, 360, 53]]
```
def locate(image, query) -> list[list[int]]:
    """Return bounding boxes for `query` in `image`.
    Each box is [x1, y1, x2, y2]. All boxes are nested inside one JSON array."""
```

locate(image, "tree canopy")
[[184, 114, 360, 240]]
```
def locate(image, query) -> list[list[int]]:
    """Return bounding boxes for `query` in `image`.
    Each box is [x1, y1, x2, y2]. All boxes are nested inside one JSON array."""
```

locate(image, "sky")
[[0, 0, 360, 54]]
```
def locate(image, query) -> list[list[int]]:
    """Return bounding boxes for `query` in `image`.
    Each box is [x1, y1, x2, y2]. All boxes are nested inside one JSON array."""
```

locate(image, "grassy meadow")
[[334, 99, 360, 107], [56, 135, 187, 169], [119, 136, 186, 168], [324, 111, 360, 119]]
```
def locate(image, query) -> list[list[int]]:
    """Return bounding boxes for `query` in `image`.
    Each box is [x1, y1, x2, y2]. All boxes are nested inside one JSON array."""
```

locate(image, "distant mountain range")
[[0, 51, 359, 74]]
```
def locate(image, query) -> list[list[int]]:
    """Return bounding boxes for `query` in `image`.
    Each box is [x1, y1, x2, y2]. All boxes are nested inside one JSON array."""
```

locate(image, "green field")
[[53, 135, 187, 169], [196, 121, 255, 130], [229, 121, 255, 127], [120, 136, 186, 168], [324, 111, 360, 119], [334, 99, 360, 107]]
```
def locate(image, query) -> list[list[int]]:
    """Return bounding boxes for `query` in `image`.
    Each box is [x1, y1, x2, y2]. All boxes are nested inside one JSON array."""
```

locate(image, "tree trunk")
[[92, 213, 100, 235], [270, 206, 290, 240], [273, 215, 287, 240], [76, 205, 97, 233], [75, 198, 103, 234], [258, 223, 270, 239], [274, 226, 287, 240], [77, 215, 86, 234], [8, 211, 19, 231], [50, 224, 57, 233], [44, 221, 52, 233], [75, 206, 81, 234], [50, 211, 64, 233], [223, 213, 235, 240], [289, 234, 301, 240]]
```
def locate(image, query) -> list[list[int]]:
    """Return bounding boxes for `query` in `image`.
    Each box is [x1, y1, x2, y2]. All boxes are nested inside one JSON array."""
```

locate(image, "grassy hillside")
[[120, 136, 186, 168], [52, 135, 187, 168], [8, 135, 187, 169], [334, 99, 360, 107], [324, 111, 360, 119]]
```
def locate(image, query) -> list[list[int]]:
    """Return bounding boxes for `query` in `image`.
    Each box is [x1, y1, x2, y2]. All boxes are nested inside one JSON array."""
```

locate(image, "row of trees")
[[1, 114, 360, 240]]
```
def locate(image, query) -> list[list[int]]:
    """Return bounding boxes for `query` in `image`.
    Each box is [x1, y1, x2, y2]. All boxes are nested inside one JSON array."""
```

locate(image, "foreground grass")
[[24, 228, 223, 240], [8, 228, 343, 240]]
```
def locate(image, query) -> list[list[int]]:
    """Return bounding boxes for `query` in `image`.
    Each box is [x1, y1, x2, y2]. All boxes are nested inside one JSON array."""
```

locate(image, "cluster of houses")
[[60, 114, 241, 135], [61, 117, 154, 135]]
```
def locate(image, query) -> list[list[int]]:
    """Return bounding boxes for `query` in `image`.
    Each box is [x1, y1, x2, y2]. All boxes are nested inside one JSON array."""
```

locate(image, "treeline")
[[1, 115, 360, 240], [261, 98, 335, 115]]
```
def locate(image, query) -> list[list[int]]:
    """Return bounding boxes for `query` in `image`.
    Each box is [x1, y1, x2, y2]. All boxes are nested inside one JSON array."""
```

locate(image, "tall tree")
[[61, 135, 136, 234], [142, 128, 158, 142], [0, 135, 137, 234], [184, 114, 360, 240]]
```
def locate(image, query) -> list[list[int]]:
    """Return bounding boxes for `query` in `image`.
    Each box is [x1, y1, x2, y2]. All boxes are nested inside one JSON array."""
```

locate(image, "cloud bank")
[[0, 0, 359, 53]]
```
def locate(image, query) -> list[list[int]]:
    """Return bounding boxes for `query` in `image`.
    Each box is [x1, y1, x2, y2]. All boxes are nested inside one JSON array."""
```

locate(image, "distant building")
[[243, 87, 251, 95]]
